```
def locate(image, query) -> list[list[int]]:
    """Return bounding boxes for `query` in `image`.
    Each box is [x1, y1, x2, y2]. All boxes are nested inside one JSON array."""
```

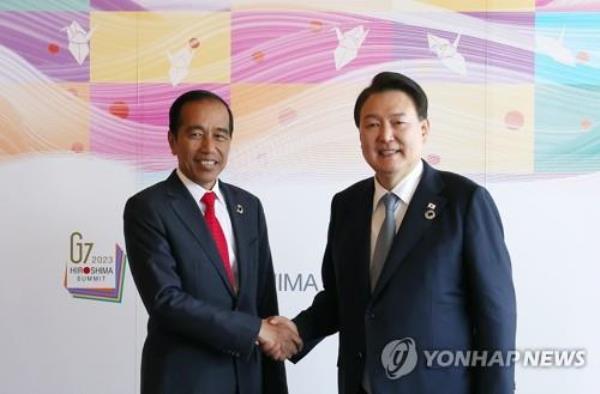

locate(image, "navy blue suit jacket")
[[294, 161, 516, 394], [124, 171, 287, 394]]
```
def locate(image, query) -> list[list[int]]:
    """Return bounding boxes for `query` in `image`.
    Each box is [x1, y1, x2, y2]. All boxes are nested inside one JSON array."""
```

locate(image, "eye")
[[365, 122, 380, 129], [214, 131, 230, 141], [190, 130, 203, 138]]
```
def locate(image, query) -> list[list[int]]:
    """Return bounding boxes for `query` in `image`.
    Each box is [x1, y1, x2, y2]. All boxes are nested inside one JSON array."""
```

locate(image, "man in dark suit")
[[271, 72, 517, 393], [123, 90, 301, 394]]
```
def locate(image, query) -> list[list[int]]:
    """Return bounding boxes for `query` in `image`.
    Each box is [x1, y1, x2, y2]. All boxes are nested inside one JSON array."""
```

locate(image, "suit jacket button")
[[369, 313, 376, 319], [358, 352, 363, 359]]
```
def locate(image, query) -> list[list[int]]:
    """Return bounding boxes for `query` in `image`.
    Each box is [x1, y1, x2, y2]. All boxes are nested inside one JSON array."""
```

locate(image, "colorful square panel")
[[231, 11, 395, 83], [0, 82, 90, 158], [536, 0, 600, 12], [0, 0, 88, 11], [232, 0, 392, 12], [390, 12, 534, 84], [90, 12, 230, 83], [421, 82, 487, 173], [229, 82, 366, 177], [535, 84, 600, 172], [535, 13, 600, 85], [0, 12, 90, 82], [395, 0, 535, 12], [90, 83, 230, 171], [91, 0, 231, 11], [485, 84, 535, 173]]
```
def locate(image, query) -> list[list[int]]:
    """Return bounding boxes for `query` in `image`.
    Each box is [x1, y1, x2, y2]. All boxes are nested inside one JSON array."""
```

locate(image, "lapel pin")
[[236, 204, 244, 214], [424, 202, 436, 220]]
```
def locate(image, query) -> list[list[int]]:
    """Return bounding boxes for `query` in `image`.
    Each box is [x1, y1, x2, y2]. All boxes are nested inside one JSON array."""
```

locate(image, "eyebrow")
[[185, 125, 205, 132], [362, 112, 408, 119]]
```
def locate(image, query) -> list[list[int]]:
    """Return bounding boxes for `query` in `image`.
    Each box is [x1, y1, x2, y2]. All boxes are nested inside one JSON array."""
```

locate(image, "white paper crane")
[[62, 21, 93, 65], [333, 25, 369, 71], [427, 33, 467, 76], [535, 27, 576, 66], [167, 45, 195, 86]]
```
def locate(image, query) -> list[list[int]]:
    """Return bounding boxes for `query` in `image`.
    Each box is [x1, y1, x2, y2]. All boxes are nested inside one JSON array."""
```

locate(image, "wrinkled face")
[[168, 99, 231, 190], [359, 90, 429, 189]]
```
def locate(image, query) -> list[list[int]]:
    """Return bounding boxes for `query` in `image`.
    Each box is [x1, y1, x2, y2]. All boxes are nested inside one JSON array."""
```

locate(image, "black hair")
[[353, 71, 428, 127], [168, 90, 234, 135]]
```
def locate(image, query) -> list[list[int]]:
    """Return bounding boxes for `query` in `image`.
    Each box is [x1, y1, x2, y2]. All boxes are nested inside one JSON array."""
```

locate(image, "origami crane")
[[333, 25, 369, 70], [62, 21, 93, 65], [168, 45, 195, 86], [535, 27, 576, 66], [427, 33, 467, 76]]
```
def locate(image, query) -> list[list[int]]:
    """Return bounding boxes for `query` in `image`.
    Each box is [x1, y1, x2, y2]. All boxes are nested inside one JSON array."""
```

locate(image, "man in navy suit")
[[271, 72, 517, 393], [124, 90, 301, 394]]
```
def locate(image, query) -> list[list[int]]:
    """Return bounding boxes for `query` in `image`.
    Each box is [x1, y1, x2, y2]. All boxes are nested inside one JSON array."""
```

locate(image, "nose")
[[378, 121, 394, 142], [199, 135, 215, 152]]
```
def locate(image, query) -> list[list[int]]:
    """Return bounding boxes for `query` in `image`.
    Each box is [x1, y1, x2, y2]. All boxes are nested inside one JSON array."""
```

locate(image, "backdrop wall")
[[1, 1, 599, 393]]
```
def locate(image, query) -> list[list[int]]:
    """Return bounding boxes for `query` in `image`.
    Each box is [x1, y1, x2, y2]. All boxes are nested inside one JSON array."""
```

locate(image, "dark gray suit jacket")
[[294, 161, 517, 394], [124, 171, 287, 394]]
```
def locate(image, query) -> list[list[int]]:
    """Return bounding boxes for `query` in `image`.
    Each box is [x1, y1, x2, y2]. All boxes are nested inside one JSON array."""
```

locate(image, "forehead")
[[361, 90, 417, 117], [179, 99, 229, 125]]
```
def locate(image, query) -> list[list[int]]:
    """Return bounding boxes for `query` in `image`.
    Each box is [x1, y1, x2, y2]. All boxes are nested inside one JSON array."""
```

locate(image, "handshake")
[[257, 316, 303, 361]]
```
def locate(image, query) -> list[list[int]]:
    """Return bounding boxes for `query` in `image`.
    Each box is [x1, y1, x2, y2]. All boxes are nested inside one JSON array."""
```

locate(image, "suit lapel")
[[371, 162, 447, 301], [166, 172, 236, 297], [220, 182, 250, 298], [346, 180, 375, 305]]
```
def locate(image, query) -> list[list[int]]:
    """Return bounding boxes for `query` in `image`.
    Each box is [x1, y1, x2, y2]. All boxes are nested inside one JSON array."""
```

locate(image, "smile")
[[378, 149, 400, 157], [196, 159, 218, 169]]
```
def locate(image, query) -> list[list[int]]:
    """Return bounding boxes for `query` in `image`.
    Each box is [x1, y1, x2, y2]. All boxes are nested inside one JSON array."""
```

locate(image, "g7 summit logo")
[[64, 231, 127, 302], [381, 337, 418, 379]]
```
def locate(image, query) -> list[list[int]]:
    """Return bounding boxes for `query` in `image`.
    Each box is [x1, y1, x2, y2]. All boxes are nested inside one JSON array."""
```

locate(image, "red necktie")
[[201, 192, 236, 290]]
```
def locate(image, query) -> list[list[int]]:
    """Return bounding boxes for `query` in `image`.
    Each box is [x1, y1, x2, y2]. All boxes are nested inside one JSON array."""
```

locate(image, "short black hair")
[[354, 71, 428, 127], [168, 90, 234, 135]]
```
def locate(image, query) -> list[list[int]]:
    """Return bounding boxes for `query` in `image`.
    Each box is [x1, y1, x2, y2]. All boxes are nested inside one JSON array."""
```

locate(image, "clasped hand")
[[257, 316, 303, 361]]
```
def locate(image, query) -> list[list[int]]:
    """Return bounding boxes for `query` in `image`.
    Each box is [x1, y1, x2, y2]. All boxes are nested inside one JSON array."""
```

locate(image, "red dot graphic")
[[109, 101, 130, 119], [189, 37, 200, 49], [83, 267, 91, 274], [48, 43, 60, 54], [252, 51, 265, 63], [310, 20, 323, 32], [504, 110, 524, 130], [71, 142, 84, 153]]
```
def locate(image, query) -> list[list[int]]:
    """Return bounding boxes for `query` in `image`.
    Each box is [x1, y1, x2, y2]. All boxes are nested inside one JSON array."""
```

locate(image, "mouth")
[[195, 159, 218, 169], [377, 148, 401, 158]]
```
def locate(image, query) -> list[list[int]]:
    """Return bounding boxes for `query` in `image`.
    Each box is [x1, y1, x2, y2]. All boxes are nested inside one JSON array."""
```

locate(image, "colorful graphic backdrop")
[[1, 1, 599, 393]]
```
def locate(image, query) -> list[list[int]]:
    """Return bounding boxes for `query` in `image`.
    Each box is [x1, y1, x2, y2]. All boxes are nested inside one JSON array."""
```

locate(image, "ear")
[[421, 119, 430, 143], [167, 131, 177, 155]]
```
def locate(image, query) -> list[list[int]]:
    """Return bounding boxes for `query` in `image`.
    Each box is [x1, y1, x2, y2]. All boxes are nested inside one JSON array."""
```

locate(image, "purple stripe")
[[231, 11, 396, 83], [89, 83, 230, 167], [0, 11, 89, 81]]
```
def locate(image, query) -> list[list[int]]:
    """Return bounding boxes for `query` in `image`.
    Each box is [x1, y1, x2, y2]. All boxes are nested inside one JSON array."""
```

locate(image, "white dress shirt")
[[176, 169, 238, 287], [370, 160, 424, 265]]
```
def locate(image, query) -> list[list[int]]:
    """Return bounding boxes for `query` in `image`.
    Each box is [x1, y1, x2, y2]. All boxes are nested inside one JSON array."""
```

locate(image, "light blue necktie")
[[370, 193, 400, 290]]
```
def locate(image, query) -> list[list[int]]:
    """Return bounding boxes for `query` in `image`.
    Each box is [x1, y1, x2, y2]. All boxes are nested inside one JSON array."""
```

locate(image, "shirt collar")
[[176, 168, 225, 205], [373, 160, 424, 211]]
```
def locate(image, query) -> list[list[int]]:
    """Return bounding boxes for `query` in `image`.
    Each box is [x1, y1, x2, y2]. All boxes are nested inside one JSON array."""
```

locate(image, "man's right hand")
[[258, 317, 303, 361]]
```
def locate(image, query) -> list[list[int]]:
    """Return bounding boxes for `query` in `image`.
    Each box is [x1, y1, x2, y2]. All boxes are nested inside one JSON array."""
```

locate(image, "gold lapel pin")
[[236, 204, 244, 214], [424, 202, 436, 220]]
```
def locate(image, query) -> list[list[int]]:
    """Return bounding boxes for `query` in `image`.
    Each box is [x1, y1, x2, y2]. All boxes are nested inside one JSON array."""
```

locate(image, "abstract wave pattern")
[[0, 0, 599, 176]]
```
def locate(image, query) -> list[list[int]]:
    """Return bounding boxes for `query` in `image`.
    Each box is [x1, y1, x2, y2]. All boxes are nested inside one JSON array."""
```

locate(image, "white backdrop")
[[1, 154, 599, 393]]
